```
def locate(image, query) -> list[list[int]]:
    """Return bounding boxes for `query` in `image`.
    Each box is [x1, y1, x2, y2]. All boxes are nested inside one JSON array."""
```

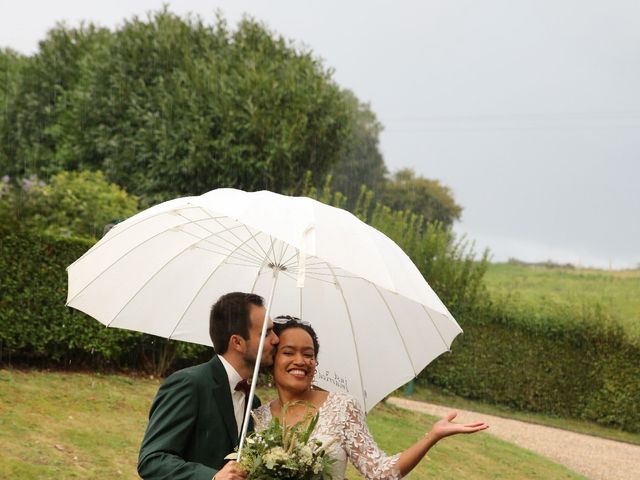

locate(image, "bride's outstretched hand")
[[396, 410, 489, 476], [429, 411, 489, 441]]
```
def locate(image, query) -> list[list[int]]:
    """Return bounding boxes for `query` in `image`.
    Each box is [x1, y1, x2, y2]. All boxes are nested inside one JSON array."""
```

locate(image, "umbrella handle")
[[237, 268, 280, 460]]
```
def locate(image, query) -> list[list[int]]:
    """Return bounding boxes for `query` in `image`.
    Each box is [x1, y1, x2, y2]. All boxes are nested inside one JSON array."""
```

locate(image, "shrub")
[[0, 230, 207, 375], [0, 170, 138, 240], [422, 300, 640, 432]]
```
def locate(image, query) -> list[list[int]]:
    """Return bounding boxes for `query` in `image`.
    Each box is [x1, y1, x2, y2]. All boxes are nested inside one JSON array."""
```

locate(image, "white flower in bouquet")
[[229, 401, 335, 479]]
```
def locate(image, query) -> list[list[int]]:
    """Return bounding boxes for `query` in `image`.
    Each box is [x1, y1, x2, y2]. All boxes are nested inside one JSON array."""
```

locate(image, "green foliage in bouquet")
[[234, 401, 335, 479]]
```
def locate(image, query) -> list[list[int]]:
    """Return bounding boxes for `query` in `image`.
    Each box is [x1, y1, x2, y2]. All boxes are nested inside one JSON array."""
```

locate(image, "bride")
[[252, 317, 489, 480]]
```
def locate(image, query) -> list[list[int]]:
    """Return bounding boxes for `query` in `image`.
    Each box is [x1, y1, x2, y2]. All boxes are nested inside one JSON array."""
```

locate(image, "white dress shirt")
[[218, 355, 247, 435]]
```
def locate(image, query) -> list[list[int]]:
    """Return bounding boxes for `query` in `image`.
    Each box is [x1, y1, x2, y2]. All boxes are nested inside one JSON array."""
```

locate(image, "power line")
[[380, 111, 640, 132]]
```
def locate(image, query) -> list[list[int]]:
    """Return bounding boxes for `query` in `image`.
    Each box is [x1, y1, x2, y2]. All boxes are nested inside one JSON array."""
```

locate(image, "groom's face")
[[243, 304, 279, 368]]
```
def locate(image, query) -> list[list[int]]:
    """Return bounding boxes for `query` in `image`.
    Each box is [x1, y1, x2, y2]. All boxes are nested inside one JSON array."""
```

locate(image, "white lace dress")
[[252, 392, 401, 480]]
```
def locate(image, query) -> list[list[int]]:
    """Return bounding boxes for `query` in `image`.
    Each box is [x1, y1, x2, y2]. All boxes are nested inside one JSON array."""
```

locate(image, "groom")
[[138, 292, 279, 480]]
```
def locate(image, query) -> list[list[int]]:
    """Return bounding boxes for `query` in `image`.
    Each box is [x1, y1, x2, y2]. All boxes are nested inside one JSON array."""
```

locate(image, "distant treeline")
[[506, 258, 578, 269]]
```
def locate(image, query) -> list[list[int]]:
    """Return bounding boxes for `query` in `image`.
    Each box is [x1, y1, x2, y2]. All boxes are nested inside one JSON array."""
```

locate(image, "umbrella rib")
[[280, 270, 338, 287], [202, 214, 265, 262], [209, 220, 268, 265], [104, 225, 245, 327], [169, 219, 263, 265], [165, 234, 267, 341], [420, 305, 451, 352], [280, 249, 300, 269], [372, 285, 418, 377], [292, 265, 334, 271], [245, 225, 274, 265], [197, 243, 263, 266], [325, 262, 368, 409], [158, 219, 268, 266], [289, 269, 362, 279], [250, 236, 276, 294], [276, 241, 290, 267], [185, 211, 264, 264], [275, 240, 285, 266], [67, 219, 246, 306], [69, 205, 214, 266], [281, 257, 329, 271], [172, 214, 261, 263], [219, 220, 266, 261], [221, 261, 265, 269], [294, 260, 327, 267], [287, 265, 363, 280]]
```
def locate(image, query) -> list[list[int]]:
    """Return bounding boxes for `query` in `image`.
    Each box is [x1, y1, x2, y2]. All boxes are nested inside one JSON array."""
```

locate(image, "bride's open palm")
[[431, 411, 489, 440]]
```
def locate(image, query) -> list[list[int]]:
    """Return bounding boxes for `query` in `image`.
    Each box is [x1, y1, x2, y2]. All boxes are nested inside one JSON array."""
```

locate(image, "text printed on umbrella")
[[316, 370, 349, 392]]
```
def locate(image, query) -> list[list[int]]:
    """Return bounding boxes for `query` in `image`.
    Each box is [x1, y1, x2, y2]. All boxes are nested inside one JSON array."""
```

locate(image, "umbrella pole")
[[237, 268, 280, 460]]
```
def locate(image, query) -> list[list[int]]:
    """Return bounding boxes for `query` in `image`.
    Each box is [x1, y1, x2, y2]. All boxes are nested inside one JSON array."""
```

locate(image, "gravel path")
[[388, 397, 640, 480]]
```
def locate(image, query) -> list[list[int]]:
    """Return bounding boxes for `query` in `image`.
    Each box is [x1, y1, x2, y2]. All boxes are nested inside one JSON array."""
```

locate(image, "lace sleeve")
[[251, 403, 272, 432], [340, 395, 401, 480]]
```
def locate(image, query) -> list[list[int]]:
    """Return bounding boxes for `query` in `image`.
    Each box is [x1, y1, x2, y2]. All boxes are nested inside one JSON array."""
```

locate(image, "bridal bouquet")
[[232, 402, 335, 479]]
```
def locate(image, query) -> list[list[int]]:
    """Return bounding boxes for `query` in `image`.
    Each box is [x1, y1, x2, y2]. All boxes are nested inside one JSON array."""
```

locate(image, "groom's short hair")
[[210, 292, 264, 354]]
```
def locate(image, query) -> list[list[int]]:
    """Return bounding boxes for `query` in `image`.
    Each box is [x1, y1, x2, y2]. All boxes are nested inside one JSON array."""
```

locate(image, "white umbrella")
[[66, 188, 462, 454]]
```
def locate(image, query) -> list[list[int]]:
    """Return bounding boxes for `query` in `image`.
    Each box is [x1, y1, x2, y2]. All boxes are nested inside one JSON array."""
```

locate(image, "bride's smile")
[[273, 328, 317, 391]]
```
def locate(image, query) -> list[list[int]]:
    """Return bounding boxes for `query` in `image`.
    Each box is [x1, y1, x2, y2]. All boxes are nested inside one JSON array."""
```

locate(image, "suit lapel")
[[209, 356, 238, 446]]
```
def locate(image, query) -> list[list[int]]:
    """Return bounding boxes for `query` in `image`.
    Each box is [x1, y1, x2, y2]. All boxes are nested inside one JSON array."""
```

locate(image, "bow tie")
[[235, 379, 250, 396]]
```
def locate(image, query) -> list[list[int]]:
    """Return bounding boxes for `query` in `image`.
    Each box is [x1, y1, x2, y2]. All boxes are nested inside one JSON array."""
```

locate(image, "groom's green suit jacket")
[[138, 355, 260, 480]]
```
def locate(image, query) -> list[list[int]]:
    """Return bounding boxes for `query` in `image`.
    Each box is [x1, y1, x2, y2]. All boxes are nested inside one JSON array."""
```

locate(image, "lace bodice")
[[252, 392, 401, 480]]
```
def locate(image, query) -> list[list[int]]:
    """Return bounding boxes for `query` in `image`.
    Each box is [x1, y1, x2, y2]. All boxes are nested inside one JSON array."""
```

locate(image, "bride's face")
[[273, 327, 317, 392]]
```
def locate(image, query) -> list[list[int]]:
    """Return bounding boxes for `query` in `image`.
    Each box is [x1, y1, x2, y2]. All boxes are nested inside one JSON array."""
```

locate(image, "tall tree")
[[330, 90, 387, 205], [380, 168, 462, 227], [0, 10, 351, 203], [0, 49, 26, 114], [0, 25, 110, 178]]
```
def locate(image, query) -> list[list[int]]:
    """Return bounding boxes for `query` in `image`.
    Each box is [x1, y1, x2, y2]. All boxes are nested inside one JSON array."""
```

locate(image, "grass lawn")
[[0, 369, 585, 479], [484, 263, 640, 340], [0, 369, 158, 479], [400, 383, 640, 446]]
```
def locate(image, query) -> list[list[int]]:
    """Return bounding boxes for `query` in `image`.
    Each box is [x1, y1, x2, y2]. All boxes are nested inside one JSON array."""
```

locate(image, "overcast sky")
[[2, 0, 639, 268]]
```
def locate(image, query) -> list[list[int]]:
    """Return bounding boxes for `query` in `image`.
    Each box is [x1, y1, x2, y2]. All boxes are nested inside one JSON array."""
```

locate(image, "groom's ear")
[[229, 334, 245, 353]]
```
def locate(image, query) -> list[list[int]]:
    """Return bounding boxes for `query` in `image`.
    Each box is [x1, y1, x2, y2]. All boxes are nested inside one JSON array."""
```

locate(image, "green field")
[[0, 369, 584, 479], [484, 262, 640, 339]]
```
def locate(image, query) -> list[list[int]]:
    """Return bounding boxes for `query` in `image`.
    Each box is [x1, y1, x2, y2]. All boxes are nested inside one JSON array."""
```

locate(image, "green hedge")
[[0, 230, 207, 373], [423, 303, 640, 433]]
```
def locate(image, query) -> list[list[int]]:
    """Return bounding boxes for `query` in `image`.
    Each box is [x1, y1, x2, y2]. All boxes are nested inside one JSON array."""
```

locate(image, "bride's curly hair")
[[272, 315, 320, 359]]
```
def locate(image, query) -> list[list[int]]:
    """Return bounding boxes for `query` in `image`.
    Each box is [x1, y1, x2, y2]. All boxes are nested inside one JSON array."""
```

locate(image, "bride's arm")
[[395, 411, 489, 476], [341, 396, 488, 479], [340, 395, 402, 479]]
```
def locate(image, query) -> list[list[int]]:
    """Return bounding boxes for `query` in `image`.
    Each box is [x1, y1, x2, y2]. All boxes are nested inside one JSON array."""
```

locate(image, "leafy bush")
[[379, 168, 462, 227], [0, 170, 138, 239]]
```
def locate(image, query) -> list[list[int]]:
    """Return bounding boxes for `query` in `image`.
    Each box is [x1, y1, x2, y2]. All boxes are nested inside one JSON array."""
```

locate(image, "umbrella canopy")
[[67, 188, 461, 412]]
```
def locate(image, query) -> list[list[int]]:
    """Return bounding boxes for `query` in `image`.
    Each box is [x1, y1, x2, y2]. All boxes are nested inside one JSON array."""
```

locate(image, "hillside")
[[484, 262, 640, 339]]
